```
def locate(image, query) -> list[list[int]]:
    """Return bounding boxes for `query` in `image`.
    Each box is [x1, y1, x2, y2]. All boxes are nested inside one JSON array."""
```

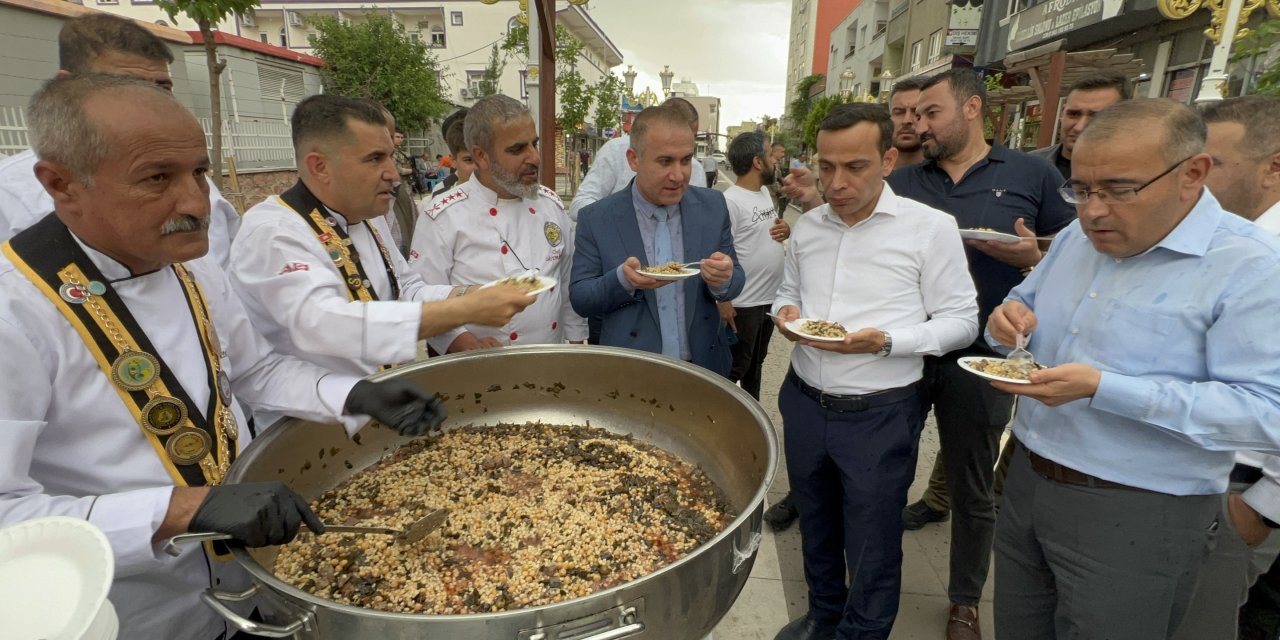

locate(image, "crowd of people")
[[1, 12, 1280, 640]]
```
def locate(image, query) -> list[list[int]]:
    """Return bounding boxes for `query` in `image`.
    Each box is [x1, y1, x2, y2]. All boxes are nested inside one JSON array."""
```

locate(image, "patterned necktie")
[[654, 207, 681, 359]]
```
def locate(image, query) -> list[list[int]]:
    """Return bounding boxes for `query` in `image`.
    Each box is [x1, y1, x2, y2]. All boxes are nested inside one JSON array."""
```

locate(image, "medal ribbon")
[[278, 180, 401, 302]]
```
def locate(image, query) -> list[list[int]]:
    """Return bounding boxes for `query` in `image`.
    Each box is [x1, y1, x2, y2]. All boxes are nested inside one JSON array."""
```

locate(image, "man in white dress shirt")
[[409, 94, 586, 353], [770, 103, 978, 640], [568, 97, 708, 222], [0, 74, 448, 640], [0, 13, 241, 268], [230, 95, 533, 427], [1176, 95, 1280, 640]]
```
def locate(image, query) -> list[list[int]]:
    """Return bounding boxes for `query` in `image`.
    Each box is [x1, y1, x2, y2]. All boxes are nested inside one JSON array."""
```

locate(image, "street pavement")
[[706, 171, 997, 639]]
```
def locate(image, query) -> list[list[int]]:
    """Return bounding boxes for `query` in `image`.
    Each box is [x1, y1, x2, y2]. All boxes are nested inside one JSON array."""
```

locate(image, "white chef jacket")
[[410, 179, 587, 353], [230, 193, 454, 428], [772, 183, 979, 395], [568, 135, 707, 222], [1236, 199, 1280, 521], [0, 235, 363, 640], [0, 149, 242, 269]]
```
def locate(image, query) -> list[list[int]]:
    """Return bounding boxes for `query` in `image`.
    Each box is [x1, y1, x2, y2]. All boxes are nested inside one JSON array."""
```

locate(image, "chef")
[[409, 94, 586, 353], [229, 94, 535, 425], [0, 75, 448, 640]]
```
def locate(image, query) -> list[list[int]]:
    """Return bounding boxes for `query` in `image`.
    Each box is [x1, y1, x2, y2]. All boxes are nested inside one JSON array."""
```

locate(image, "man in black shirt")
[[1028, 71, 1130, 181], [885, 69, 1075, 640]]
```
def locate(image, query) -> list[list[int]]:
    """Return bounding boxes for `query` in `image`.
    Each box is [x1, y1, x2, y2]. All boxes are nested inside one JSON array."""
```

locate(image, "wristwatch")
[[875, 331, 892, 357]]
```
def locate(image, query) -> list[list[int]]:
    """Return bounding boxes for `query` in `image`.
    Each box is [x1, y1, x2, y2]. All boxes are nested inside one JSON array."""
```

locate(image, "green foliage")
[[310, 11, 449, 133], [983, 71, 1005, 94], [479, 43, 504, 97], [591, 73, 625, 133], [786, 74, 825, 151], [157, 0, 258, 29], [802, 95, 841, 151], [501, 22, 582, 72], [557, 70, 592, 132], [1233, 18, 1280, 96]]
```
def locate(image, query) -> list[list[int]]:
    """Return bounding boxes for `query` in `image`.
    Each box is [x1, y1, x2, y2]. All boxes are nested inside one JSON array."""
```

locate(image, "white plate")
[[958, 228, 1022, 243], [957, 356, 1039, 385], [0, 517, 115, 640], [784, 318, 848, 342], [636, 266, 700, 281], [480, 275, 557, 296]]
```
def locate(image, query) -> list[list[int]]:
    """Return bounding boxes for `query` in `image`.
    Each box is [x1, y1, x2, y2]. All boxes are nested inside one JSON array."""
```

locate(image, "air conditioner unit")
[[417, 20, 430, 29], [288, 11, 304, 27], [240, 12, 256, 27], [460, 88, 473, 99]]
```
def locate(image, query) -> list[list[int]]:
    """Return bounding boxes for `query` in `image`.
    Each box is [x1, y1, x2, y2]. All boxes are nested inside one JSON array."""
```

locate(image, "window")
[[910, 40, 922, 70], [928, 30, 943, 61], [259, 33, 269, 44], [410, 32, 421, 43], [1006, 0, 1028, 18], [307, 31, 318, 45], [257, 62, 306, 115], [466, 70, 486, 96], [874, 20, 887, 38], [96, 0, 119, 5], [430, 26, 446, 47], [451, 11, 463, 26], [278, 27, 287, 48], [519, 70, 529, 99], [845, 22, 858, 56]]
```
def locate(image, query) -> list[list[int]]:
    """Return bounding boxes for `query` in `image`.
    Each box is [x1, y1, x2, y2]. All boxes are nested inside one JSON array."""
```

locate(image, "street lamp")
[[623, 64, 637, 97], [839, 68, 855, 101], [879, 69, 896, 101], [660, 65, 674, 97]]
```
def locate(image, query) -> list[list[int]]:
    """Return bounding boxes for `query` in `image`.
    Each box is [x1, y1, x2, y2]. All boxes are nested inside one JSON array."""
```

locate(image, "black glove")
[[344, 379, 448, 436], [189, 481, 324, 547]]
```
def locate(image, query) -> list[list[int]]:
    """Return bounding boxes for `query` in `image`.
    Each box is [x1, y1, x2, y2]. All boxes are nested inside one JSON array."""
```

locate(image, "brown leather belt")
[[1026, 449, 1154, 493]]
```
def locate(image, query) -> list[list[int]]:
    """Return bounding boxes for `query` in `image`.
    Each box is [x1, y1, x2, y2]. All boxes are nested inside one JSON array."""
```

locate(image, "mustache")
[[160, 214, 211, 236]]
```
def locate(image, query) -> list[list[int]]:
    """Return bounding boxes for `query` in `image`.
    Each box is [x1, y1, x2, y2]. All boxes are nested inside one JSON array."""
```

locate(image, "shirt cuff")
[[887, 327, 915, 356], [90, 486, 178, 577], [710, 280, 731, 300], [364, 301, 423, 365], [1089, 371, 1153, 422], [1243, 478, 1280, 525], [412, 284, 455, 303], [317, 373, 369, 437], [615, 265, 637, 294], [427, 326, 469, 355]]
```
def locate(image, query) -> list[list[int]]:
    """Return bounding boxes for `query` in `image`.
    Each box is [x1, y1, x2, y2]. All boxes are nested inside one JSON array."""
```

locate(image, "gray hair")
[[28, 73, 177, 186], [1079, 99, 1205, 163], [1200, 96, 1280, 162], [465, 94, 529, 155]]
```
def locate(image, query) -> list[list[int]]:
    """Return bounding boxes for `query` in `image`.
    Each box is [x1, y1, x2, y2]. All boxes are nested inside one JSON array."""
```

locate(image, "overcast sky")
[[586, 0, 791, 138]]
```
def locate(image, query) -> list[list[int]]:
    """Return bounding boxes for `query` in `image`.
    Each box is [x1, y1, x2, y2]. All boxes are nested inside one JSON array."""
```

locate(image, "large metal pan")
[[201, 345, 778, 640]]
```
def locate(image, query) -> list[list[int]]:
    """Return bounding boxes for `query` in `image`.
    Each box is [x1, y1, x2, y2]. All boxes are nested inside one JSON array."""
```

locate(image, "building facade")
[[784, 0, 859, 119]]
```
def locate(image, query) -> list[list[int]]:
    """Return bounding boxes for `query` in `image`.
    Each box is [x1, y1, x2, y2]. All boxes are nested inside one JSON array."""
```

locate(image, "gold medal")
[[140, 396, 187, 435], [219, 408, 239, 442], [207, 323, 222, 357], [217, 370, 232, 405], [166, 428, 211, 465], [111, 351, 160, 391]]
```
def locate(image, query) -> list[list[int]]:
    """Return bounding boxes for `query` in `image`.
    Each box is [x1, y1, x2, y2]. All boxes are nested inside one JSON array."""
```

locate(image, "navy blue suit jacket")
[[570, 185, 746, 377]]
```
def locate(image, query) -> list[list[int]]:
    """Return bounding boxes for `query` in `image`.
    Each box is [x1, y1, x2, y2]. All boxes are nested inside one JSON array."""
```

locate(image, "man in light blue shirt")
[[984, 99, 1280, 640]]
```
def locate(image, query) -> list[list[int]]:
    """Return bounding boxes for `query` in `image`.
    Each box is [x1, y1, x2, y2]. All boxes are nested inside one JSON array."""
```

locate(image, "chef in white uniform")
[[229, 94, 535, 427], [0, 13, 240, 268], [410, 94, 587, 353], [0, 75, 449, 640]]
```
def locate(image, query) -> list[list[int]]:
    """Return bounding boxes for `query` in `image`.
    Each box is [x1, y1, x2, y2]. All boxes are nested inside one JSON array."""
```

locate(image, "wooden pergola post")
[[1036, 50, 1067, 148], [535, 0, 557, 190]]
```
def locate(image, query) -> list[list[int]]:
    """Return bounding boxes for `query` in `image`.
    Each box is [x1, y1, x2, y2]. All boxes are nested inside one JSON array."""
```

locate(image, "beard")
[[761, 163, 777, 186], [491, 162, 540, 200], [922, 127, 964, 161], [160, 214, 212, 236]]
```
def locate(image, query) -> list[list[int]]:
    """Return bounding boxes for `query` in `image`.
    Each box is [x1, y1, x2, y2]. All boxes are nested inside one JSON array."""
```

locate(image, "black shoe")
[[774, 615, 838, 640], [764, 494, 799, 531], [902, 500, 949, 531]]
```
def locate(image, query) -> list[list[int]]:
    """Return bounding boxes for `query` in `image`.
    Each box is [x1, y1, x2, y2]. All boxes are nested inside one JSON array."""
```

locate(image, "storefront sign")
[[946, 0, 983, 46], [1007, 0, 1124, 51]]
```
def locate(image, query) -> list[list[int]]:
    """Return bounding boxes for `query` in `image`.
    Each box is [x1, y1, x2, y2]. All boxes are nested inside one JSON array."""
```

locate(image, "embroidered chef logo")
[[543, 221, 563, 247]]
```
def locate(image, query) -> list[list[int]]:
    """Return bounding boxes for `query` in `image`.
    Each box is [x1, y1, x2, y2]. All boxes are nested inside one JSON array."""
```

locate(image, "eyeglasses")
[[1058, 155, 1194, 205]]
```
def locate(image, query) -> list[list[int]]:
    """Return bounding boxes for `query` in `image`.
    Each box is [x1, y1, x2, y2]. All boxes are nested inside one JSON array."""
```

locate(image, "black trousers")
[[1240, 557, 1280, 639], [780, 372, 924, 639], [727, 304, 774, 400]]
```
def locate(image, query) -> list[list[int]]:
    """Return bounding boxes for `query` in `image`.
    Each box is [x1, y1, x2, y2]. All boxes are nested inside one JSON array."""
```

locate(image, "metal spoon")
[[164, 508, 449, 557]]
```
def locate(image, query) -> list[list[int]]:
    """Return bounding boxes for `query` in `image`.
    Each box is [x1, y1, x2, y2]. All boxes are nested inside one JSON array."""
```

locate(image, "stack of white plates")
[[0, 517, 118, 640]]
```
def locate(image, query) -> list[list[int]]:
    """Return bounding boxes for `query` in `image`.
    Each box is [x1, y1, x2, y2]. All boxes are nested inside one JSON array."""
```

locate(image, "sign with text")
[[947, 0, 983, 45], [1007, 0, 1123, 51]]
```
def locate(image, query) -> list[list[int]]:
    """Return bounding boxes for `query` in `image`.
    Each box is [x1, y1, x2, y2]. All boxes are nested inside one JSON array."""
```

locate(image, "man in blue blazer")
[[570, 106, 746, 377]]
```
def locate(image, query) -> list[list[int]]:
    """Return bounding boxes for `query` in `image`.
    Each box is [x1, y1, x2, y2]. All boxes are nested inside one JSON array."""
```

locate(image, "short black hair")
[[630, 105, 693, 155], [1200, 96, 1280, 162], [440, 108, 468, 138], [728, 130, 767, 177], [889, 75, 930, 100], [58, 14, 174, 74], [662, 97, 699, 126], [394, 127, 405, 136], [444, 118, 467, 156], [923, 68, 987, 114], [771, 142, 785, 150], [818, 103, 893, 156], [290, 94, 387, 154], [1069, 71, 1133, 101]]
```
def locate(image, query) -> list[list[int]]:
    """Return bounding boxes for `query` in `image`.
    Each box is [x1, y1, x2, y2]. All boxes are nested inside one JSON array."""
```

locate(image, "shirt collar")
[[819, 182, 899, 226], [1253, 199, 1280, 236], [630, 182, 677, 219], [70, 231, 159, 281], [467, 176, 527, 207], [920, 139, 1008, 173], [1147, 188, 1224, 257]]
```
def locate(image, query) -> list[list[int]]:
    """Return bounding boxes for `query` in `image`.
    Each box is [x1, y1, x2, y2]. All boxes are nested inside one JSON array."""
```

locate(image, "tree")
[[479, 43, 504, 97], [801, 95, 841, 150], [310, 11, 449, 133], [591, 73, 625, 134], [759, 114, 780, 144], [502, 22, 594, 142], [786, 73, 825, 151], [1233, 18, 1280, 96], [156, 0, 260, 189]]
